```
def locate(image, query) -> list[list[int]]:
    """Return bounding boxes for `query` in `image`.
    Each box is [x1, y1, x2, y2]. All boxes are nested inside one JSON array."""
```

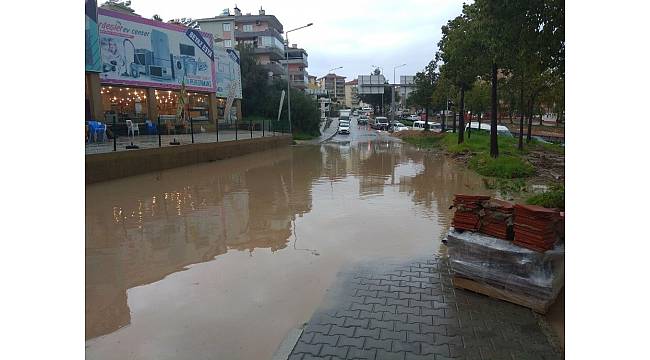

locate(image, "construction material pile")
[[446, 194, 565, 310], [513, 204, 563, 252], [481, 199, 515, 239], [446, 229, 564, 303], [451, 195, 491, 232]]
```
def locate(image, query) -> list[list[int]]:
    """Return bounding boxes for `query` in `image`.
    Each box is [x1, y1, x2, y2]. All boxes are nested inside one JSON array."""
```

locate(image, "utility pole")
[[392, 63, 406, 123], [285, 23, 314, 134]]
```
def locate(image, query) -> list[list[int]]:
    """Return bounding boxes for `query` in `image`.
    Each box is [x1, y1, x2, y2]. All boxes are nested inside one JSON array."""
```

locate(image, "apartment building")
[[196, 7, 286, 78], [318, 74, 346, 103], [399, 75, 415, 106], [344, 79, 359, 108], [280, 44, 309, 90]]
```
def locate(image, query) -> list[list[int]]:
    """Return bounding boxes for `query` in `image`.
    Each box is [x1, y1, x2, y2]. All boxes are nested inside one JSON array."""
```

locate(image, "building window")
[[223, 23, 232, 31], [243, 24, 253, 32], [223, 39, 232, 47]]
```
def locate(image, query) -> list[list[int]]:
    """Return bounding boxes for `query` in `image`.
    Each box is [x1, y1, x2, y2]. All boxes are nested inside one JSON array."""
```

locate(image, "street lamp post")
[[285, 23, 314, 134], [372, 65, 384, 115], [392, 63, 406, 123], [328, 66, 343, 116]]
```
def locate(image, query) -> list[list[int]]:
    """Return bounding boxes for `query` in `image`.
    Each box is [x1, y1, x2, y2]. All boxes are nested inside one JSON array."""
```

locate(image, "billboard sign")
[[358, 74, 386, 94], [215, 48, 242, 99], [97, 8, 216, 92], [85, 0, 101, 72]]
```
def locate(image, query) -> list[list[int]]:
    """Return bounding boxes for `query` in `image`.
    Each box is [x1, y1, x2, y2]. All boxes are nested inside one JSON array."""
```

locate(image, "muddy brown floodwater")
[[85, 132, 491, 360]]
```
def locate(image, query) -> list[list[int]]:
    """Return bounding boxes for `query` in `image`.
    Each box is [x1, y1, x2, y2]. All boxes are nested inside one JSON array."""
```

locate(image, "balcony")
[[253, 46, 285, 61], [234, 28, 284, 42], [262, 62, 286, 77], [280, 56, 308, 67]]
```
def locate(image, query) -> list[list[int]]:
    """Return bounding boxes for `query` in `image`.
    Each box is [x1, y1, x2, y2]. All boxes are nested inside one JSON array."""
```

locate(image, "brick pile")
[[451, 194, 490, 231], [513, 204, 562, 252], [480, 199, 515, 240]]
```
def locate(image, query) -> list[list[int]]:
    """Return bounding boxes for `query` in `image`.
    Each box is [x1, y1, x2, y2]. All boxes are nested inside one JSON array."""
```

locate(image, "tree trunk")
[[509, 107, 514, 124], [518, 87, 525, 151], [477, 112, 481, 134], [490, 62, 499, 158], [441, 110, 446, 132], [468, 110, 472, 139], [526, 95, 536, 142], [458, 88, 465, 143], [452, 110, 457, 133], [424, 106, 429, 132]]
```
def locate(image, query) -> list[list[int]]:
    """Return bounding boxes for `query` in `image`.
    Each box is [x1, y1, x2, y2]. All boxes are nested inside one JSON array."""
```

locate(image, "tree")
[[152, 14, 163, 21], [437, 12, 487, 143], [465, 80, 490, 139], [408, 60, 437, 130], [431, 74, 453, 132]]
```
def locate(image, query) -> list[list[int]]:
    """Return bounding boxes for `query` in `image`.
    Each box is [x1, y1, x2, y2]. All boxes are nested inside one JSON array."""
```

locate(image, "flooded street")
[[85, 127, 490, 360]]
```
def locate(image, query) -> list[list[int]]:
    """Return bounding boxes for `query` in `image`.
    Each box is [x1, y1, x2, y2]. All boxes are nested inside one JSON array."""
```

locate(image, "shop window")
[[100, 86, 149, 122]]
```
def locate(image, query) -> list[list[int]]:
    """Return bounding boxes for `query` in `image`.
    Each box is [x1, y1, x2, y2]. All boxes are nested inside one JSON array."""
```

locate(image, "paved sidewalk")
[[288, 256, 560, 360]]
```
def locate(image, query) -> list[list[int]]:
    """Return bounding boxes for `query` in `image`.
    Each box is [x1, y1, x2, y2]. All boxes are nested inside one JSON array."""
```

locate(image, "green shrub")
[[526, 186, 565, 210], [469, 154, 535, 178]]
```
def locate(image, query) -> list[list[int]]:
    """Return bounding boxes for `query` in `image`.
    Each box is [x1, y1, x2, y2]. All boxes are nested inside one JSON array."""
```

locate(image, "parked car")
[[408, 114, 420, 122], [338, 123, 350, 134], [391, 122, 409, 132], [412, 120, 442, 132], [464, 122, 513, 137]]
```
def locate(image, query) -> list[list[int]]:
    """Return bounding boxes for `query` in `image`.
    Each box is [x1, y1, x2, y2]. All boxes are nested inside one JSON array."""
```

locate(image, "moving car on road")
[[338, 122, 350, 135], [371, 116, 390, 130], [357, 115, 368, 125]]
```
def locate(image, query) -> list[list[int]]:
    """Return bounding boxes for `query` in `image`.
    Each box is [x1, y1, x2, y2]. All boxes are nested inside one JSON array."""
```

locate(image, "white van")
[[464, 122, 513, 137], [412, 121, 442, 132]]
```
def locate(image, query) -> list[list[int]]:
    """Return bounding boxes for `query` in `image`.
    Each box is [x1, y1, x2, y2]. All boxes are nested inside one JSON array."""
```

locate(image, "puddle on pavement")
[[85, 135, 490, 360]]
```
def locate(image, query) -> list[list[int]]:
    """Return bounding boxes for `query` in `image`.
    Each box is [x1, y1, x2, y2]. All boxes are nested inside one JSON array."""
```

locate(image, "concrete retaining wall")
[[86, 135, 292, 184]]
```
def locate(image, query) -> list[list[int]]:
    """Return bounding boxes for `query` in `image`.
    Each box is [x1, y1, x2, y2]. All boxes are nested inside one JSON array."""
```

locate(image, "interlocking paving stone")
[[376, 349, 405, 360], [290, 257, 561, 360], [354, 326, 380, 339], [380, 329, 407, 342], [293, 341, 322, 356], [344, 317, 369, 328], [330, 325, 356, 337], [288, 353, 304, 360], [351, 303, 374, 312], [391, 340, 420, 353], [386, 298, 409, 307], [363, 337, 392, 351], [359, 310, 383, 320], [346, 347, 376, 359], [305, 323, 332, 334], [312, 333, 340, 346], [321, 344, 349, 358], [338, 336, 365, 349], [394, 321, 419, 333], [383, 312, 408, 323], [369, 319, 394, 330]]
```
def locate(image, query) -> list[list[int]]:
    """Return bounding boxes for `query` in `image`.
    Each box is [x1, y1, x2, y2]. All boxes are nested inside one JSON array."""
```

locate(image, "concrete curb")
[[318, 119, 339, 144], [271, 327, 303, 360]]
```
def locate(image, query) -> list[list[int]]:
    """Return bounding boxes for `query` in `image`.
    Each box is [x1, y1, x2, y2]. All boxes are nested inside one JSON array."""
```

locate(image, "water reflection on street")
[[85, 129, 490, 360]]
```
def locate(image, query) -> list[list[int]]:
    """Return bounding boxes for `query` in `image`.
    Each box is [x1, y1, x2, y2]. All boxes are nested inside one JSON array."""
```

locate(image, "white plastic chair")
[[126, 120, 140, 137]]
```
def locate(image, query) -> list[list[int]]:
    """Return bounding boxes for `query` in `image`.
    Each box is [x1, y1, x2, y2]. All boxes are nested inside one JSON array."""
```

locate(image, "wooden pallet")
[[452, 275, 553, 314]]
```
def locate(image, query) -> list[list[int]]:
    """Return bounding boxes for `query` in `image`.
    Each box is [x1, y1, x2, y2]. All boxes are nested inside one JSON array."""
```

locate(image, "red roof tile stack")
[[480, 199, 514, 240], [513, 204, 562, 252], [451, 194, 490, 231]]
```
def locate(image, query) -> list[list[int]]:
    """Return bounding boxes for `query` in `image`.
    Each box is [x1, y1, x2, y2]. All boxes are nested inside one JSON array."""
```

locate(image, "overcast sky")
[[127, 0, 467, 82]]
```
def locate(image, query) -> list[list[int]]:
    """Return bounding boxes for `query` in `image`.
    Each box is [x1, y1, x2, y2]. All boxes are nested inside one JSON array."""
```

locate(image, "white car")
[[338, 123, 350, 134], [408, 114, 420, 122], [464, 122, 513, 137], [391, 122, 409, 132], [412, 121, 442, 132]]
